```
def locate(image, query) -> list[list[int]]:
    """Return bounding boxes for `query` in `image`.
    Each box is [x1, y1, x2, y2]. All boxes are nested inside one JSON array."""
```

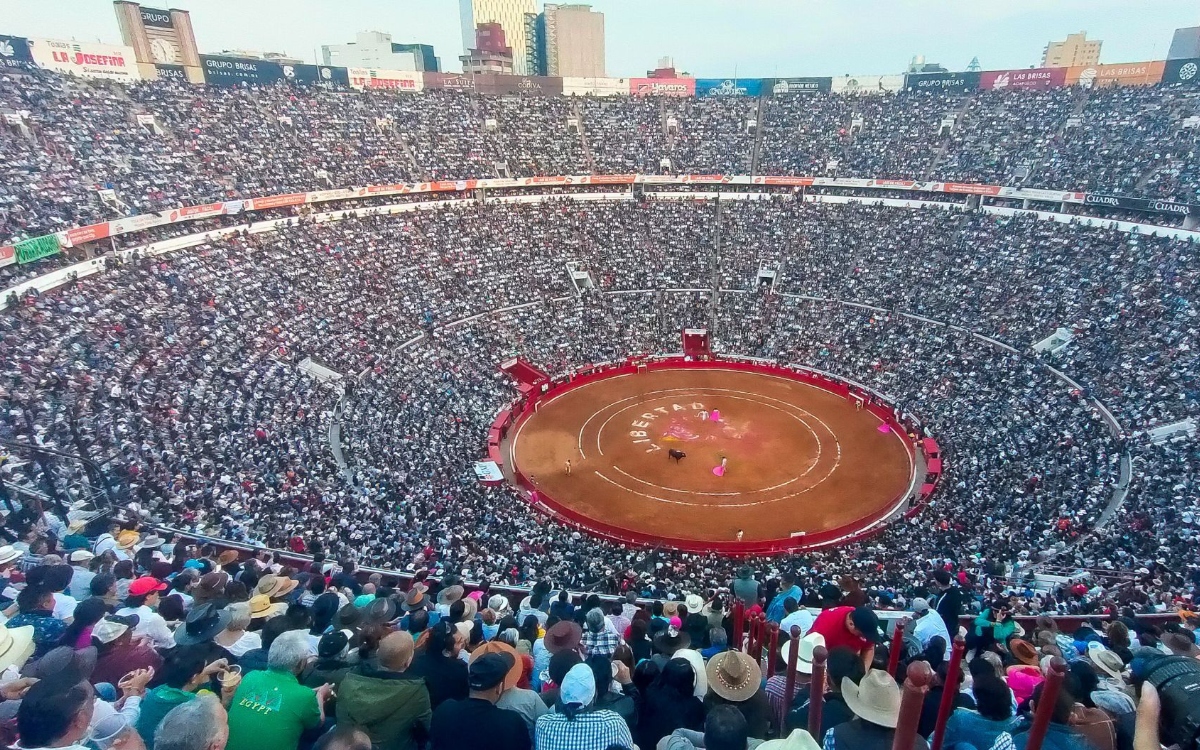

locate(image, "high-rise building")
[[321, 31, 439, 72], [1167, 27, 1200, 60], [541, 4, 604, 78], [459, 0, 536, 75], [1042, 32, 1102, 68], [460, 22, 514, 75]]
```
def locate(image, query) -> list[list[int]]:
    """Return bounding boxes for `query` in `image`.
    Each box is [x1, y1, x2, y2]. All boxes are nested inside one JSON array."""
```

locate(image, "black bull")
[[668, 449, 687, 461]]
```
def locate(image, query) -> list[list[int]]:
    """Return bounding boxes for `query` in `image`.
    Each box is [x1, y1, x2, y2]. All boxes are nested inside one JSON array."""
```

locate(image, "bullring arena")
[[503, 359, 923, 551]]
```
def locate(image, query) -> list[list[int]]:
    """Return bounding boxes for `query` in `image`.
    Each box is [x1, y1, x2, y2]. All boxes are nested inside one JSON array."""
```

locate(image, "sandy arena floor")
[[511, 368, 914, 545]]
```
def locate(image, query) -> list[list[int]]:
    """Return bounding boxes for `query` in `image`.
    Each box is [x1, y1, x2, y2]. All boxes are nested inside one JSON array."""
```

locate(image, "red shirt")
[[811, 606, 873, 654]]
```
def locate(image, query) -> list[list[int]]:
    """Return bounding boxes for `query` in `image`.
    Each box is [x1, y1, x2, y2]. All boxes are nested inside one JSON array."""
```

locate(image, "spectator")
[[225, 631, 332, 750], [809, 606, 880, 670], [825, 669, 929, 750], [535, 661, 633, 750], [336, 631, 431, 750], [154, 695, 229, 750], [704, 650, 771, 740], [429, 651, 530, 750]]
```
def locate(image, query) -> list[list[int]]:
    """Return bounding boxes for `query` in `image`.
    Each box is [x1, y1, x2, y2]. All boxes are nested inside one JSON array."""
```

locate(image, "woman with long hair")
[[58, 597, 109, 650], [637, 656, 705, 750]]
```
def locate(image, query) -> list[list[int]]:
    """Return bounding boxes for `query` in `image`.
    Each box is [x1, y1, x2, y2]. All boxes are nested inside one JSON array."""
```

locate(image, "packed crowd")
[[0, 521, 1194, 750], [4, 69, 1199, 250], [2, 196, 1198, 617]]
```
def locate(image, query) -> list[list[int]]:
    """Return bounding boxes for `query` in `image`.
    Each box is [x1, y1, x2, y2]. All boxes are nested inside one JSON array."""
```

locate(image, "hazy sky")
[[0, 0, 1195, 76]]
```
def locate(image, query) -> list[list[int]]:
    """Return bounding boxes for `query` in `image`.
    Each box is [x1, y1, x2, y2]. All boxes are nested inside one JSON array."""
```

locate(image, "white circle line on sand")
[[602, 391, 828, 495]]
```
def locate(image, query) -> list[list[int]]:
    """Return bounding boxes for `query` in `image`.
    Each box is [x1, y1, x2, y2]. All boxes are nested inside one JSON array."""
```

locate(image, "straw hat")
[[216, 550, 239, 567], [116, 531, 140, 550], [470, 640, 523, 690], [781, 632, 826, 675], [0, 546, 23, 566], [248, 594, 286, 620], [842, 669, 902, 728], [461, 596, 479, 621], [0, 626, 35, 673], [255, 575, 287, 599], [273, 577, 299, 598], [706, 649, 762, 702], [1086, 643, 1127, 680]]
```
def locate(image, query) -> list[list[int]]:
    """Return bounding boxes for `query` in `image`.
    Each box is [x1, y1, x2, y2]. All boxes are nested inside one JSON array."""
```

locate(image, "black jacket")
[[411, 651, 469, 710]]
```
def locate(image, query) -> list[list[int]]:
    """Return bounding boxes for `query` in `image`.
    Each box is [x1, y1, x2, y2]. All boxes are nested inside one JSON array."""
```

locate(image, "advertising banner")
[[281, 64, 349, 87], [752, 176, 816, 186], [169, 203, 225, 221], [562, 77, 629, 96], [423, 72, 476, 91], [943, 182, 1001, 196], [1163, 58, 1200, 86], [1066, 61, 1165, 88], [0, 245, 14, 269], [65, 223, 112, 246], [1082, 192, 1197, 216], [29, 38, 140, 82], [110, 213, 169, 235], [904, 71, 982, 93], [0, 35, 35, 71], [201, 55, 282, 86], [770, 77, 832, 95], [139, 7, 174, 27], [629, 77, 696, 97], [830, 74, 903, 95], [472, 75, 563, 95], [695, 78, 765, 97], [348, 67, 422, 91], [979, 67, 1067, 91], [14, 234, 62, 265], [245, 193, 307, 211], [154, 63, 187, 81]]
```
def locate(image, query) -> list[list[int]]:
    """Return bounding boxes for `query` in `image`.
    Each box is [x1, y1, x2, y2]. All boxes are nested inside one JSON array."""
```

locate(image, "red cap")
[[129, 576, 168, 597]]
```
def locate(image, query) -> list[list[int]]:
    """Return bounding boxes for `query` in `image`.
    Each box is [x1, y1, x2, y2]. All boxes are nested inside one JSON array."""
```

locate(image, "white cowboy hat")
[[0, 546, 23, 566], [781, 632, 826, 675], [674, 648, 708, 699], [684, 594, 705, 614], [842, 669, 902, 728], [756, 729, 822, 750]]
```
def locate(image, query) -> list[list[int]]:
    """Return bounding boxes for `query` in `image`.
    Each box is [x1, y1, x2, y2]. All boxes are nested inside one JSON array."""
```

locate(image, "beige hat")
[[684, 594, 705, 614], [842, 669, 902, 728], [756, 729, 821, 750], [0, 546, 22, 566], [706, 649, 762, 702], [248, 594, 286, 620], [781, 632, 826, 675], [0, 625, 35, 672]]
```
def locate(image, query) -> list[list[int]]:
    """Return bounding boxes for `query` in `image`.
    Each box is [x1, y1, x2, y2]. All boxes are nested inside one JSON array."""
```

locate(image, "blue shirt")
[[7, 611, 66, 658], [767, 586, 803, 623]]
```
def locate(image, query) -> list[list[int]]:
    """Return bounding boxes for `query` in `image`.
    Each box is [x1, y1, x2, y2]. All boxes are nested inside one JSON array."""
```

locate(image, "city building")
[[460, 22, 514, 75], [1167, 26, 1200, 60], [647, 57, 689, 78], [540, 4, 604, 78], [907, 55, 947, 73], [321, 31, 439, 72], [459, 0, 536, 75], [1042, 32, 1101, 68]]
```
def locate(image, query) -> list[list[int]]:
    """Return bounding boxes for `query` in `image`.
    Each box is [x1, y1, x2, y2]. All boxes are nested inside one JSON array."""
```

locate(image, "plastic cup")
[[218, 664, 242, 688]]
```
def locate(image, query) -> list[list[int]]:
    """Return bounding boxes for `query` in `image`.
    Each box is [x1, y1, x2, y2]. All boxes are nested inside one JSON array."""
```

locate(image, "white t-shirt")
[[914, 611, 953, 658], [115, 605, 176, 650], [52, 592, 79, 620], [779, 609, 815, 637]]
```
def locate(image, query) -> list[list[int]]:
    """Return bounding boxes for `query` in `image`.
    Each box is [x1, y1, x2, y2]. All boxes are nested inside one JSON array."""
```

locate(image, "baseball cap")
[[911, 598, 930, 613], [129, 576, 168, 597], [469, 652, 514, 691], [92, 615, 139, 645], [851, 607, 882, 641]]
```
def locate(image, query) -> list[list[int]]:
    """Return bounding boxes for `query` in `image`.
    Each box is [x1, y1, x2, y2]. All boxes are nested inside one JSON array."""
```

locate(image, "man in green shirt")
[[226, 630, 333, 750]]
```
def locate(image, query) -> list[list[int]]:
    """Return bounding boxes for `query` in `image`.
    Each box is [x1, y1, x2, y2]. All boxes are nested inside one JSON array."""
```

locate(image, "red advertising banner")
[[357, 184, 413, 196], [979, 67, 1067, 90], [682, 174, 729, 183], [584, 175, 637, 185], [66, 223, 112, 246], [754, 176, 816, 186], [629, 77, 696, 97], [245, 193, 307, 210], [943, 182, 1002, 196], [872, 179, 917, 188], [170, 203, 225, 221], [0, 245, 14, 263]]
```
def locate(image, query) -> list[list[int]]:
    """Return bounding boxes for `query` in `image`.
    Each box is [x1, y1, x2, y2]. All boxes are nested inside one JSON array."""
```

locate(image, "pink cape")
[[712, 465, 726, 477]]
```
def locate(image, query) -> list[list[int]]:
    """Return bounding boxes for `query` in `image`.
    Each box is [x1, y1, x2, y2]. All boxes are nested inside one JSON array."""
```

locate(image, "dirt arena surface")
[[511, 367, 915, 546]]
